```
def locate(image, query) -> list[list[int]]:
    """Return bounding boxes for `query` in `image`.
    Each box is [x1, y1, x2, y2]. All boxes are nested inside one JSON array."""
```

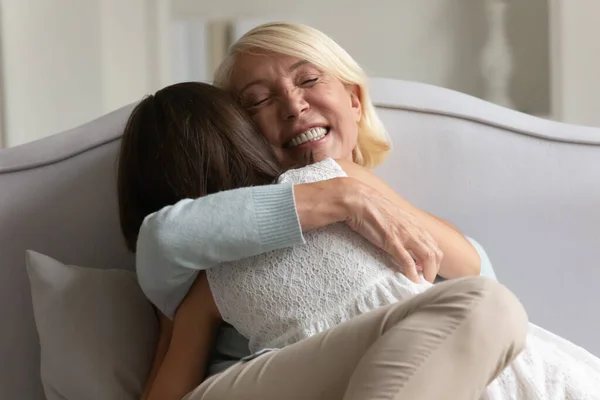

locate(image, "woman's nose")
[[280, 90, 309, 120]]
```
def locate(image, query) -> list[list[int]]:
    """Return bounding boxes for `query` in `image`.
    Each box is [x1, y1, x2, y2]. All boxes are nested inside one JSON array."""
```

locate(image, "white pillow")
[[25, 250, 158, 400]]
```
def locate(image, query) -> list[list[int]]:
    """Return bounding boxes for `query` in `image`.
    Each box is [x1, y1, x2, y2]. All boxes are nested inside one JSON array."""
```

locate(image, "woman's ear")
[[348, 84, 362, 123]]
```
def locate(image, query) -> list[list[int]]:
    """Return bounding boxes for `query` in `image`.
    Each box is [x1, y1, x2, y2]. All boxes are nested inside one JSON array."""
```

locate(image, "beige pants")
[[184, 276, 528, 400]]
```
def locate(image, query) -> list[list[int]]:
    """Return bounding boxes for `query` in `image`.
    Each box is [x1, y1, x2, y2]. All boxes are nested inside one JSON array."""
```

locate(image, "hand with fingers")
[[344, 183, 444, 283]]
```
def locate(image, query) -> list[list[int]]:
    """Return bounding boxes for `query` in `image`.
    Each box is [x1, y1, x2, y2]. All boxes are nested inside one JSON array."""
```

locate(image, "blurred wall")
[[174, 0, 551, 117], [1, 0, 103, 147], [0, 0, 557, 147], [0, 0, 166, 147], [550, 0, 600, 127]]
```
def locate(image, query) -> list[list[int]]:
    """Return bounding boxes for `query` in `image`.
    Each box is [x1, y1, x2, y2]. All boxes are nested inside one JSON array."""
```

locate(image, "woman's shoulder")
[[276, 158, 347, 185]]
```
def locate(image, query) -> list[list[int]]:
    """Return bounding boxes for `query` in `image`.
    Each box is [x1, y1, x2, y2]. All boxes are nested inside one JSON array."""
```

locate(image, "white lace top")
[[205, 159, 600, 399], [207, 160, 600, 400], [206, 159, 431, 353]]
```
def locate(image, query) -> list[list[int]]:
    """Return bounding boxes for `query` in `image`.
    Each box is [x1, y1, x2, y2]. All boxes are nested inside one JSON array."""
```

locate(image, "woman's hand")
[[293, 162, 480, 282], [336, 159, 480, 281], [343, 180, 443, 283], [293, 177, 442, 282]]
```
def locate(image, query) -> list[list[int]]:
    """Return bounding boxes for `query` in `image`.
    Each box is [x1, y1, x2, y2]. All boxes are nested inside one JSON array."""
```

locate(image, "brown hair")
[[117, 82, 282, 252]]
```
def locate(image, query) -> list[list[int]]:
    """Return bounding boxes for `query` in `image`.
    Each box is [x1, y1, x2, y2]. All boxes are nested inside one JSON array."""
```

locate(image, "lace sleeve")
[[277, 158, 347, 185]]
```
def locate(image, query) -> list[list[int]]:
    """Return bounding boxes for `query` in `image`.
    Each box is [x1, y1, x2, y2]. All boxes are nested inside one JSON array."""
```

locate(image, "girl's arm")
[[143, 272, 221, 400], [141, 311, 173, 400], [335, 159, 481, 280]]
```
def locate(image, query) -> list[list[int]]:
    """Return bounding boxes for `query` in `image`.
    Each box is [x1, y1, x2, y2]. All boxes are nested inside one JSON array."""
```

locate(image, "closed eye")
[[252, 98, 269, 107], [300, 78, 318, 86], [243, 96, 270, 109]]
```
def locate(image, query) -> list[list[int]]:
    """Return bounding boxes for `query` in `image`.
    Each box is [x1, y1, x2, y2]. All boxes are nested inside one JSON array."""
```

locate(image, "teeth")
[[290, 127, 328, 147]]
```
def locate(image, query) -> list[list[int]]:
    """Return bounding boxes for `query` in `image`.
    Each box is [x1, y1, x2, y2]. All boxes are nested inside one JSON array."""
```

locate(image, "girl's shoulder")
[[276, 158, 347, 185]]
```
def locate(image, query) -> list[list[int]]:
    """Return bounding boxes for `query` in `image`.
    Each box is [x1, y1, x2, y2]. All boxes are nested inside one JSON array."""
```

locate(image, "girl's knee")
[[463, 277, 529, 354]]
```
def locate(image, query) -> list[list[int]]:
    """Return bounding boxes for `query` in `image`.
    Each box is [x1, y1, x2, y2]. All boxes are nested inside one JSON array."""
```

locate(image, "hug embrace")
[[116, 22, 600, 400]]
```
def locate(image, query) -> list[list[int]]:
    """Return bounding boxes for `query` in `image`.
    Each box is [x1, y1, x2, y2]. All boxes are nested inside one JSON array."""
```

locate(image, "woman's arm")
[[137, 175, 452, 318], [143, 272, 221, 400], [335, 159, 480, 280], [136, 184, 305, 318], [135, 179, 372, 318]]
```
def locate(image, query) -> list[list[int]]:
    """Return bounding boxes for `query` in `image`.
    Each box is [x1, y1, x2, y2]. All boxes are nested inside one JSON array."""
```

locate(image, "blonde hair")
[[214, 22, 391, 169]]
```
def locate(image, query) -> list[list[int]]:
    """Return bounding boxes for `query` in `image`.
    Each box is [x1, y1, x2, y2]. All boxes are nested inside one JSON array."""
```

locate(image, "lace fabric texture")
[[207, 158, 430, 352], [207, 158, 600, 399], [483, 323, 600, 399]]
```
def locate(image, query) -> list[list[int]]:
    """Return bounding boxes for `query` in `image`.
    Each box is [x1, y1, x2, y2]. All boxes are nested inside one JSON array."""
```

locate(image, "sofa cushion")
[[26, 250, 158, 400]]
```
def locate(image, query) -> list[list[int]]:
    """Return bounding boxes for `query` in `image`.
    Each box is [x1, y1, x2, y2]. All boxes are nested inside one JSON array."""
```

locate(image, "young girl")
[[118, 81, 597, 400], [211, 154, 600, 400]]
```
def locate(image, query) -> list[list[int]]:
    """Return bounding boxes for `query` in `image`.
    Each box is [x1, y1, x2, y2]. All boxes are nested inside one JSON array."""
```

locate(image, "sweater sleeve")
[[466, 236, 498, 280], [136, 183, 305, 319]]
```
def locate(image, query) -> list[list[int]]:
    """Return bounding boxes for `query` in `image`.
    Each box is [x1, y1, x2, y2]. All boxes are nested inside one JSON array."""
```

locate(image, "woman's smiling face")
[[230, 51, 362, 167]]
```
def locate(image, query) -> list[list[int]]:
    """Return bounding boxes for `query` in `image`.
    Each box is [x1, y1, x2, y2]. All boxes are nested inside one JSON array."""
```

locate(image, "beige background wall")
[[550, 0, 600, 127], [173, 0, 551, 117], [3, 0, 581, 147], [0, 0, 167, 147]]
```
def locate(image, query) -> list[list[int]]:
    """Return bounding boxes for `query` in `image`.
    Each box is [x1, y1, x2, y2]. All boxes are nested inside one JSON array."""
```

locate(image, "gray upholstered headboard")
[[370, 78, 600, 358], [1, 78, 599, 400], [0, 104, 136, 399]]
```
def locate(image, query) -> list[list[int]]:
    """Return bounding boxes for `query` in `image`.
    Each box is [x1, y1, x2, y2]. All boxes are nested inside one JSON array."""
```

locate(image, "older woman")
[[132, 23, 526, 399]]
